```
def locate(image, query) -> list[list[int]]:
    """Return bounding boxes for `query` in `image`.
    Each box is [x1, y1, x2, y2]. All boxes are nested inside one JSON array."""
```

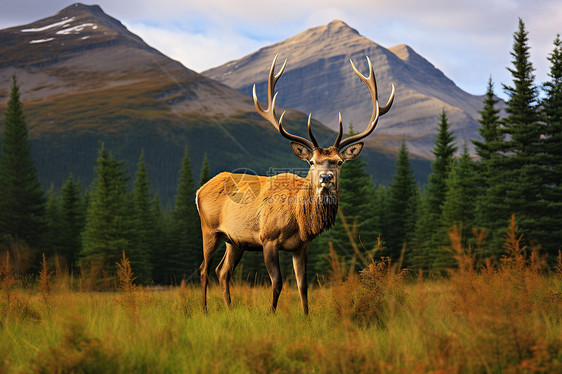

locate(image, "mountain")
[[203, 20, 489, 159], [3, 4, 409, 204]]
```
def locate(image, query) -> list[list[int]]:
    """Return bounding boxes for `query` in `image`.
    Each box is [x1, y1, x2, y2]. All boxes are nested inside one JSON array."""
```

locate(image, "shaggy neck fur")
[[296, 179, 339, 240]]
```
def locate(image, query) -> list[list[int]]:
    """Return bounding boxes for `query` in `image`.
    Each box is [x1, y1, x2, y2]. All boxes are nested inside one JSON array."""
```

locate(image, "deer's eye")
[[308, 160, 314, 165], [337, 160, 343, 166]]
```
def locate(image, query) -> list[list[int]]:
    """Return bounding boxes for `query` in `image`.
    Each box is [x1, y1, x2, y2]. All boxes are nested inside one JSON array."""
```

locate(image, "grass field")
[[1, 229, 562, 373]]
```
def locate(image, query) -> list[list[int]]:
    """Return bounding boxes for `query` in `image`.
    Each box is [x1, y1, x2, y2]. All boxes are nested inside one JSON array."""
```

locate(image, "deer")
[[196, 55, 394, 314]]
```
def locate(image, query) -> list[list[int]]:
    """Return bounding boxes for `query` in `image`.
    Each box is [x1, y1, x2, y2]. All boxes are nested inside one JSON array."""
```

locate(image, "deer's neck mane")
[[296, 179, 339, 240]]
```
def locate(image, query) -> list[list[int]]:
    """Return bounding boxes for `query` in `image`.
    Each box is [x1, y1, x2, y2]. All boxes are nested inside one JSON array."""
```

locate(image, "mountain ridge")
[[203, 19, 489, 158]]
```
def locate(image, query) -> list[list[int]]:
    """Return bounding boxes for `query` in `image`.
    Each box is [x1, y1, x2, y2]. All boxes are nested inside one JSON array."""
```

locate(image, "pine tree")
[[540, 34, 562, 257], [473, 78, 502, 162], [472, 78, 509, 254], [130, 150, 155, 283], [60, 174, 84, 272], [424, 109, 457, 261], [166, 146, 201, 283], [434, 146, 478, 270], [442, 147, 478, 238], [502, 18, 544, 250], [80, 145, 131, 277], [0, 75, 46, 265], [386, 140, 418, 263], [427, 110, 457, 219], [199, 153, 211, 188]]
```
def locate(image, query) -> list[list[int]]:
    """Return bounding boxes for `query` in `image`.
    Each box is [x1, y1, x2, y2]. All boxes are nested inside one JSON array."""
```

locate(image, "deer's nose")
[[319, 173, 334, 184]]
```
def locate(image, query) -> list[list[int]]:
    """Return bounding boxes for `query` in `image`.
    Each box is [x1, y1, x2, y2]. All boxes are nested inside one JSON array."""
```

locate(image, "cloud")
[[125, 22, 270, 72]]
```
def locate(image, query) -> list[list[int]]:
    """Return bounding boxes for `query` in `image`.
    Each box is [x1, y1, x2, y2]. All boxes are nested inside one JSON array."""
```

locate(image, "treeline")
[[310, 19, 562, 275], [0, 73, 210, 283], [1, 19, 561, 283]]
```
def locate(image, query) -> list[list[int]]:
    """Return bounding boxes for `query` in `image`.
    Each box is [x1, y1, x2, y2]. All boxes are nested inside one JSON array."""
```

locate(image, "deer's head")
[[253, 55, 395, 195]]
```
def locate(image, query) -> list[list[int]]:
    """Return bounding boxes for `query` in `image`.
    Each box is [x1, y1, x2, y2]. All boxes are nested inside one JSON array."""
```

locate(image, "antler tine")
[[337, 57, 394, 150], [278, 112, 316, 148], [337, 102, 380, 150], [253, 56, 315, 150], [333, 113, 343, 148], [307, 114, 319, 148], [380, 84, 395, 115], [268, 54, 287, 104]]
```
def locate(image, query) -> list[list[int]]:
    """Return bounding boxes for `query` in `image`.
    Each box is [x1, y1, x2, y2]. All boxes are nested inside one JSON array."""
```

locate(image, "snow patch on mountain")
[[21, 17, 75, 32], [56, 23, 97, 35], [29, 38, 55, 44]]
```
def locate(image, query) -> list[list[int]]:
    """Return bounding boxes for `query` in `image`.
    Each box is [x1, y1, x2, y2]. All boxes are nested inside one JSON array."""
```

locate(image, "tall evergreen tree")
[[502, 18, 543, 249], [166, 146, 201, 283], [424, 109, 457, 260], [434, 146, 478, 270], [130, 150, 155, 283], [60, 174, 84, 272], [441, 146, 478, 239], [540, 34, 562, 257], [80, 145, 131, 277], [0, 75, 46, 266], [471, 78, 510, 256], [386, 140, 418, 263], [426, 109, 457, 220], [473, 78, 502, 162], [199, 153, 211, 188]]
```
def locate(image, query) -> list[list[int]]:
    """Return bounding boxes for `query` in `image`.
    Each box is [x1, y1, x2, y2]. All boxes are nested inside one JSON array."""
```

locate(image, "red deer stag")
[[196, 55, 394, 314]]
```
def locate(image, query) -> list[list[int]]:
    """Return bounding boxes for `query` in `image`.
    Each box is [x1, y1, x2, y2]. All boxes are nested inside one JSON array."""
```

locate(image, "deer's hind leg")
[[200, 228, 220, 312], [216, 243, 244, 308]]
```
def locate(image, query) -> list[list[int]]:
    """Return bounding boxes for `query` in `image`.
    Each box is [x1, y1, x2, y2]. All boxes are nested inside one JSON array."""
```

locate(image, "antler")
[[334, 56, 395, 150], [253, 55, 318, 150]]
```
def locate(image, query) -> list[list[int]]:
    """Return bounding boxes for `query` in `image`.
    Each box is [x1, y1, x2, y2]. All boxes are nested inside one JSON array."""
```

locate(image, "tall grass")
[[1, 222, 561, 373]]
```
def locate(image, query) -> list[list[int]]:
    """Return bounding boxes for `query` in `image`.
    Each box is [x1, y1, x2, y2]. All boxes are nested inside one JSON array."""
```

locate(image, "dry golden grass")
[[1, 221, 562, 373]]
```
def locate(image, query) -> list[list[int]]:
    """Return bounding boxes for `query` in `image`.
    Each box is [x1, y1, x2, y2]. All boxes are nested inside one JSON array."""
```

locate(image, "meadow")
[[1, 226, 562, 373]]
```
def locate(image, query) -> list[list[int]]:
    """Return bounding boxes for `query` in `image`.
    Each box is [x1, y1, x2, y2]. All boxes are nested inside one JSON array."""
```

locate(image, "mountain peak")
[[325, 19, 359, 35], [55, 3, 106, 19], [1, 3, 151, 68], [275, 18, 364, 55], [61, 3, 103, 12]]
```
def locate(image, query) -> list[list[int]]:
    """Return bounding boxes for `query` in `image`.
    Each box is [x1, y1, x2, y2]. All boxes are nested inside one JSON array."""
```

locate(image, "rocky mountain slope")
[[3, 4, 407, 203], [204, 20, 489, 158]]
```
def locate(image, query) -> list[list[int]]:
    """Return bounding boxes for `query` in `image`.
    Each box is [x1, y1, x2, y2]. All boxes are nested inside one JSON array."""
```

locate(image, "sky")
[[1, 0, 561, 99]]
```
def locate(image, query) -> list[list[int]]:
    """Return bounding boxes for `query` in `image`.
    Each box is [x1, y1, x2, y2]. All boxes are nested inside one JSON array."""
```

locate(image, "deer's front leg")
[[292, 245, 308, 315], [263, 242, 282, 312]]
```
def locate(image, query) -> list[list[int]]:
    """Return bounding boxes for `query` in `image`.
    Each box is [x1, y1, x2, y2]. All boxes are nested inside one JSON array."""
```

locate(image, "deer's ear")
[[289, 142, 313, 161], [341, 142, 364, 161]]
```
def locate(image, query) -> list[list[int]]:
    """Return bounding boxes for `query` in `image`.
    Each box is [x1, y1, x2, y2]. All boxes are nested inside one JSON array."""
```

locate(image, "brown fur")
[[197, 164, 339, 314]]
